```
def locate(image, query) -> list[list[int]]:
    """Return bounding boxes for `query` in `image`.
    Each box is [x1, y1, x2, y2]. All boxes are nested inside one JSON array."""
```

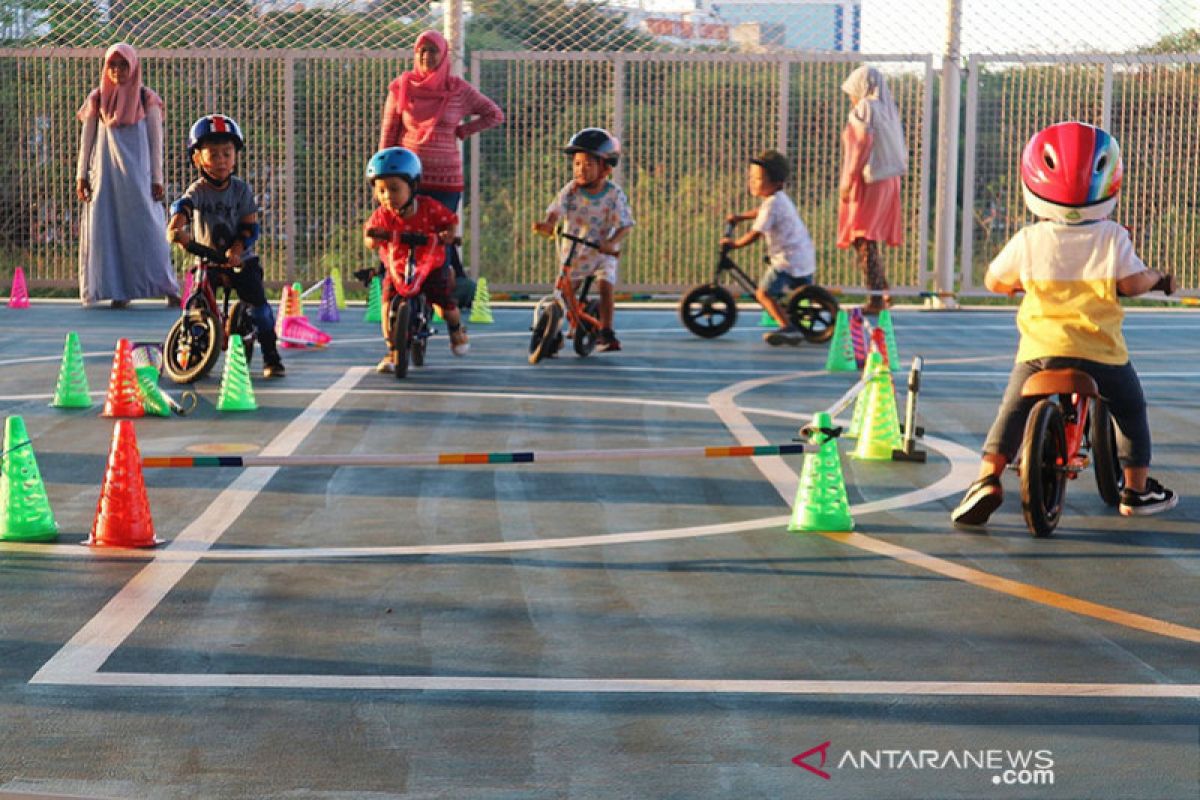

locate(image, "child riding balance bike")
[[951, 120, 1178, 533], [361, 147, 464, 378], [679, 150, 838, 343], [164, 114, 284, 382]]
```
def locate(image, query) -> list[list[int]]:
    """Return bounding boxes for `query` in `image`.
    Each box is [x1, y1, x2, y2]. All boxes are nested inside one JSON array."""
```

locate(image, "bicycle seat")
[[1020, 368, 1099, 398]]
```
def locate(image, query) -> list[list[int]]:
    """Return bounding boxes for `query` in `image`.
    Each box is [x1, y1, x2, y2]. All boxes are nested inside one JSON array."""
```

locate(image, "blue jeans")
[[758, 266, 813, 298], [983, 357, 1151, 467]]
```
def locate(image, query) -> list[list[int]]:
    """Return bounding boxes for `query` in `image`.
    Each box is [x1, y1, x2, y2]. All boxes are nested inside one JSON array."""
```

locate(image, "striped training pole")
[[143, 443, 814, 470]]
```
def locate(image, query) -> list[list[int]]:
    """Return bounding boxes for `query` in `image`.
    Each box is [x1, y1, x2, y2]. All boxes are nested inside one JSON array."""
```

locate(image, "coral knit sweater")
[[378, 77, 504, 193]]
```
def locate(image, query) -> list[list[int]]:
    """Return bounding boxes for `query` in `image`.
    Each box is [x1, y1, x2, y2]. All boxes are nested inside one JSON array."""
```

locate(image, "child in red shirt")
[[362, 147, 465, 371]]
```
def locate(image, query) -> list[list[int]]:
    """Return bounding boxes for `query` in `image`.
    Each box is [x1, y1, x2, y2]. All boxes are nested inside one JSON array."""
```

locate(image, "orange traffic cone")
[[101, 339, 144, 418], [89, 420, 159, 547]]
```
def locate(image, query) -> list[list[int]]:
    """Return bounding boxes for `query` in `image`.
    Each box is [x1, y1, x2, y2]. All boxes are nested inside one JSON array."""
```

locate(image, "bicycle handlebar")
[[557, 230, 602, 250], [182, 239, 227, 264], [366, 228, 431, 248]]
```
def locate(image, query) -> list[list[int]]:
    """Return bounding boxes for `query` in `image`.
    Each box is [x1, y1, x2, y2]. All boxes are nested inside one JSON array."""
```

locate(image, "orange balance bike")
[[528, 226, 606, 365], [1015, 368, 1123, 537]]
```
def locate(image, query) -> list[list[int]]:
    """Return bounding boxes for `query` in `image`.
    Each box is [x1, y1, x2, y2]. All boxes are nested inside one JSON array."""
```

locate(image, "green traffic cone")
[[331, 267, 347, 310], [852, 356, 904, 460], [824, 309, 856, 372], [878, 309, 900, 371], [0, 415, 58, 542], [217, 335, 258, 412], [788, 412, 853, 533], [846, 352, 882, 439], [135, 365, 172, 417], [364, 275, 382, 323], [50, 331, 92, 409], [758, 308, 776, 328], [469, 277, 494, 324]]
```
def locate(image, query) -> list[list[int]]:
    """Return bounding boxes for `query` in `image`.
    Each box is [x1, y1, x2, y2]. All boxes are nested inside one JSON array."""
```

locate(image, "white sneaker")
[[450, 330, 470, 357], [375, 356, 394, 373]]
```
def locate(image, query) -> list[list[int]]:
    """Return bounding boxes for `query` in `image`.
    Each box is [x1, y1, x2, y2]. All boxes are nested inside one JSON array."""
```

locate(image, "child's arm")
[[165, 196, 193, 247], [721, 229, 763, 250], [600, 225, 631, 257], [224, 212, 256, 268], [724, 210, 757, 225], [984, 271, 1022, 296], [1117, 268, 1174, 298], [532, 211, 560, 237]]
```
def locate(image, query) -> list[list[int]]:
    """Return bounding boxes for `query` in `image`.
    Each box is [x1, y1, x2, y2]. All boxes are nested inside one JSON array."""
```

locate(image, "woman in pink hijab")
[[837, 65, 907, 315], [379, 30, 504, 217], [76, 43, 178, 308]]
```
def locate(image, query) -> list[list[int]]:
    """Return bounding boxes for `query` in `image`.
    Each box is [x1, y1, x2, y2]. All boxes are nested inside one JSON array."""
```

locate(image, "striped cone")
[[217, 335, 258, 412], [50, 332, 92, 409], [8, 266, 30, 309], [331, 267, 347, 310], [469, 277, 494, 324], [364, 276, 382, 323]]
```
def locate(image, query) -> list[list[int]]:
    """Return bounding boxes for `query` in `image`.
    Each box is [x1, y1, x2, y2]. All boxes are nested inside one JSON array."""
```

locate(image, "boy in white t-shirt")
[[722, 150, 817, 346]]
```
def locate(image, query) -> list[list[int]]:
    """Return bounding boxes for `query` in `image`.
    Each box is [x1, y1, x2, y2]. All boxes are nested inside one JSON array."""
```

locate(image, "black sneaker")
[[262, 361, 286, 379], [1118, 477, 1178, 516], [597, 329, 622, 352], [951, 474, 1003, 527], [764, 327, 803, 346]]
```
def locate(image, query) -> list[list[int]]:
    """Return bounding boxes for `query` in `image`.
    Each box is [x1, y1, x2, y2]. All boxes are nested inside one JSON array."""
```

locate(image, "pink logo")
[[792, 741, 832, 780]]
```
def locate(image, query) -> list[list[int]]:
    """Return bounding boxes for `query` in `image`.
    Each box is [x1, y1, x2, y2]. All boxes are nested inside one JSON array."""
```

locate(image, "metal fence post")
[[931, 0, 963, 307], [283, 52, 296, 283], [958, 54, 980, 292], [469, 51, 481, 280], [778, 59, 789, 152]]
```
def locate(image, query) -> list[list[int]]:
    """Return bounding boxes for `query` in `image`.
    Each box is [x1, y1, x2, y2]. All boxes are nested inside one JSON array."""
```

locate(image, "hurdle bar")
[[143, 443, 816, 469]]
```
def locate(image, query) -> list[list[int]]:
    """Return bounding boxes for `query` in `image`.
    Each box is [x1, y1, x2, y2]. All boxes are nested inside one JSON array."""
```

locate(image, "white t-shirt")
[[752, 191, 815, 278], [987, 219, 1147, 365]]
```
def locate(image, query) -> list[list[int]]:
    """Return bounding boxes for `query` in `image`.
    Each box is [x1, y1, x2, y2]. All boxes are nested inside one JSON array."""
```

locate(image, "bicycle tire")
[[1090, 399, 1124, 506], [679, 284, 737, 339], [574, 299, 600, 357], [411, 300, 427, 367], [1020, 399, 1068, 537], [529, 302, 563, 365], [785, 285, 839, 343], [163, 309, 221, 384], [388, 296, 411, 379]]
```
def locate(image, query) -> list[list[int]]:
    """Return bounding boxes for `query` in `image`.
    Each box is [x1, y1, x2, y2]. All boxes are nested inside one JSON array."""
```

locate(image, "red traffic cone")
[[101, 339, 144, 418], [89, 420, 159, 547]]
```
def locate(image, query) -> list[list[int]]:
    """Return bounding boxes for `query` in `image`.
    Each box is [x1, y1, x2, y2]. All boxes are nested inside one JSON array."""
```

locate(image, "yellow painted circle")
[[186, 442, 260, 455]]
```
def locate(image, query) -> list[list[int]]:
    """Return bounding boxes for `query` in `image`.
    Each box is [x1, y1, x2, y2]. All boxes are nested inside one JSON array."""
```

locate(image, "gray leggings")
[[983, 357, 1151, 467]]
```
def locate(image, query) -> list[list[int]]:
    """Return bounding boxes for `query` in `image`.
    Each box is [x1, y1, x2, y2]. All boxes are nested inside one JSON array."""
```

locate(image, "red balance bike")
[[163, 239, 257, 384], [361, 230, 442, 379], [679, 223, 839, 341]]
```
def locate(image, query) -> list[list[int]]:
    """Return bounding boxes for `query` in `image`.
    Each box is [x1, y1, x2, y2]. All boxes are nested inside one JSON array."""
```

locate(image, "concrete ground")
[[0, 300, 1197, 799]]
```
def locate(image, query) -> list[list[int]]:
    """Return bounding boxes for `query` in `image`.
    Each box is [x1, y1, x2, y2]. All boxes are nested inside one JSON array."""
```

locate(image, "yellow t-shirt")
[[986, 220, 1147, 365]]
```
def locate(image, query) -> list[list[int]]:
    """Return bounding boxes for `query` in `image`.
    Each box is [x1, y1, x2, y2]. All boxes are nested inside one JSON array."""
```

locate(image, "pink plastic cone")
[[279, 316, 331, 348], [8, 266, 30, 309]]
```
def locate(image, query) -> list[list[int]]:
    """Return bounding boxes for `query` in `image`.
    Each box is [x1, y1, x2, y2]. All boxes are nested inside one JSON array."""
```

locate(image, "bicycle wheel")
[[388, 296, 411, 379], [163, 309, 221, 384], [1020, 399, 1068, 537], [228, 301, 256, 365], [679, 284, 737, 338], [411, 302, 427, 368], [573, 299, 600, 357], [529, 301, 563, 365], [1090, 398, 1124, 506], [785, 285, 839, 343]]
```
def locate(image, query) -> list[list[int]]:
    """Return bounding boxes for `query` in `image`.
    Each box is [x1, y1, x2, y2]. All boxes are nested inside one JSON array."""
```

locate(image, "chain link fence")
[[2, 0, 1199, 294]]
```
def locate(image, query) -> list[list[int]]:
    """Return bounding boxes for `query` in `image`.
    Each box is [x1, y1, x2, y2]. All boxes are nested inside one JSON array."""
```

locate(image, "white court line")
[[43, 672, 1200, 698], [29, 367, 368, 685], [25, 365, 1194, 697]]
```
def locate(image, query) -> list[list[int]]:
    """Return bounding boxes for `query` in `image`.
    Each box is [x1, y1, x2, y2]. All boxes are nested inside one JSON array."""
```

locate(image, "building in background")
[[614, 0, 860, 52]]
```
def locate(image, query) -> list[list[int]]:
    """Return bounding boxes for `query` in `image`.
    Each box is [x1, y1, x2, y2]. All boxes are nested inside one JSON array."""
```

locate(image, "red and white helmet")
[[1020, 121, 1123, 223]]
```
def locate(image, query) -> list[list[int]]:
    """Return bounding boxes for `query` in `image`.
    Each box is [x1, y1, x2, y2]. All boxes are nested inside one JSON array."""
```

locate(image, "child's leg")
[[754, 287, 789, 328], [230, 260, 283, 368], [598, 278, 615, 331], [426, 267, 469, 356], [1087, 361, 1152, 491]]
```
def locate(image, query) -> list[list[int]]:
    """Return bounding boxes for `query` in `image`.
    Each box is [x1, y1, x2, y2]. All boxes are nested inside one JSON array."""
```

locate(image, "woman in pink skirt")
[[837, 65, 907, 314]]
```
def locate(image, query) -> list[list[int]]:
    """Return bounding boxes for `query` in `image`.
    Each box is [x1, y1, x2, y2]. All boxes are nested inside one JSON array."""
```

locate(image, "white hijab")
[[842, 65, 907, 183]]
